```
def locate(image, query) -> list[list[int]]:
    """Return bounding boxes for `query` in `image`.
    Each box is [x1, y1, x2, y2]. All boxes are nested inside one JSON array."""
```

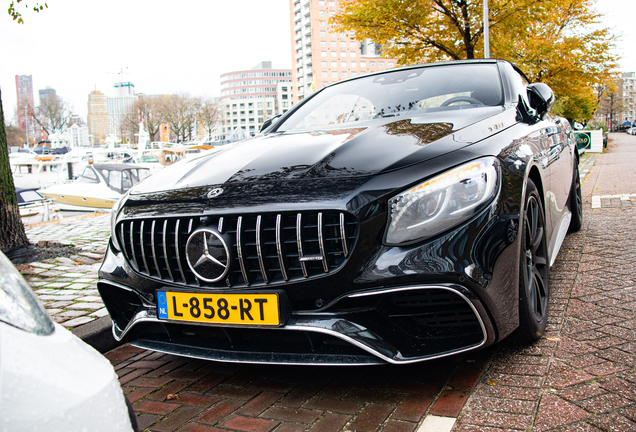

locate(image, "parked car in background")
[[99, 59, 582, 365], [0, 251, 137, 431]]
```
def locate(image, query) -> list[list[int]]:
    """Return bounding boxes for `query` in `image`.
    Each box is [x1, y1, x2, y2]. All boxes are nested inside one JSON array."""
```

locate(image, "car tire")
[[568, 164, 583, 233], [513, 179, 549, 343]]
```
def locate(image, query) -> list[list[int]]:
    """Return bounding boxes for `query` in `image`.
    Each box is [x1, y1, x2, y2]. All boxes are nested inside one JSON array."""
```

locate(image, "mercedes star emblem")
[[185, 229, 230, 282], [207, 188, 224, 199]]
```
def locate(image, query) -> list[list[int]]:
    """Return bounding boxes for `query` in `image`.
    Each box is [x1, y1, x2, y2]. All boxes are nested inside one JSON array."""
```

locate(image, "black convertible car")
[[99, 59, 582, 365]]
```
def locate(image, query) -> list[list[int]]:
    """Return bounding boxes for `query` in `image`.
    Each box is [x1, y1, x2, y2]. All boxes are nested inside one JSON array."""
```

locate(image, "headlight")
[[386, 157, 500, 245], [0, 252, 54, 335], [110, 192, 129, 252]]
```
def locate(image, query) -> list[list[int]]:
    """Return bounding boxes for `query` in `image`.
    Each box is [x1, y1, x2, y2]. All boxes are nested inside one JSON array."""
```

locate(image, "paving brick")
[[149, 406, 204, 432], [147, 380, 192, 401], [136, 414, 162, 431], [303, 397, 364, 415], [207, 385, 261, 400], [171, 393, 220, 408], [261, 406, 321, 424], [177, 423, 225, 432], [306, 413, 352, 432], [237, 392, 283, 416], [380, 420, 417, 432], [184, 373, 230, 393], [467, 396, 535, 415], [347, 403, 394, 432], [276, 384, 322, 408], [343, 388, 403, 405], [125, 386, 155, 403], [429, 390, 469, 417], [534, 393, 590, 431], [217, 415, 278, 432], [458, 410, 532, 430], [128, 376, 174, 389], [119, 368, 151, 385], [197, 399, 244, 425], [133, 399, 179, 416], [391, 394, 434, 422], [449, 367, 483, 391]]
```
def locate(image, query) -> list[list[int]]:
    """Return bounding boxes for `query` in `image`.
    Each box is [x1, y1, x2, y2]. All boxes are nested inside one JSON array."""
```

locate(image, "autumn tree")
[[1, 0, 47, 259], [332, 0, 618, 122], [5, 123, 25, 148]]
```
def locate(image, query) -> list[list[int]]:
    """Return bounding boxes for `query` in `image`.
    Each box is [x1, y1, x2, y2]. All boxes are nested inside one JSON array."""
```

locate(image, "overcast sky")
[[1, 0, 633, 122]]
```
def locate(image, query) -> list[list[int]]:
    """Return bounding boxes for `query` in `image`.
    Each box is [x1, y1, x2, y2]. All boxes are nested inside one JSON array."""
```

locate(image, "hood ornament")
[[207, 188, 224, 199]]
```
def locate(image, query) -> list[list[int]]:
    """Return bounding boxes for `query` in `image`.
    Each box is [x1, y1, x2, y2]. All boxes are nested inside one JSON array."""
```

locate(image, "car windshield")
[[277, 63, 503, 132]]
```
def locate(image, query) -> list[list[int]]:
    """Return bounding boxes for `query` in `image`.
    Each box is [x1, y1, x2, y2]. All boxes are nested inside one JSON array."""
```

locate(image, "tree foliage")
[[331, 0, 619, 122], [7, 0, 47, 23]]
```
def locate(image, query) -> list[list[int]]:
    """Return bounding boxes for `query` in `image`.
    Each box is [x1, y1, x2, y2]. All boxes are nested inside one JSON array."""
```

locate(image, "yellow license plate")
[[156, 291, 280, 326]]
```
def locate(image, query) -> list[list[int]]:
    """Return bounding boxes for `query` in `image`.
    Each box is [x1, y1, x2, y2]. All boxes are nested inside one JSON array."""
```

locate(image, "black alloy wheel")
[[513, 179, 549, 342], [568, 164, 583, 232]]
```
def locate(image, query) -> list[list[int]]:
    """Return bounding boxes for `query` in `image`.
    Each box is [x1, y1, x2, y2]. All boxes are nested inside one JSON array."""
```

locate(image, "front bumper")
[[98, 277, 493, 365]]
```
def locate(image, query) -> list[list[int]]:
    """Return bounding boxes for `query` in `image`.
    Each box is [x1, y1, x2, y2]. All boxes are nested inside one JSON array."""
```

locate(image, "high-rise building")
[[38, 86, 56, 103], [622, 72, 636, 125], [114, 82, 135, 97], [87, 90, 109, 144], [215, 61, 292, 140], [289, 0, 397, 103], [15, 75, 34, 138]]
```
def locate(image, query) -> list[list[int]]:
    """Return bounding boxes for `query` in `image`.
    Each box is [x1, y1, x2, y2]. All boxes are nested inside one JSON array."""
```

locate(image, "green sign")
[[574, 131, 591, 150]]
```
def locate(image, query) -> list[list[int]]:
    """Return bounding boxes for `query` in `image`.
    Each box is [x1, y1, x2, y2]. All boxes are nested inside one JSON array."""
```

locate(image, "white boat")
[[40, 163, 150, 211], [16, 187, 62, 225]]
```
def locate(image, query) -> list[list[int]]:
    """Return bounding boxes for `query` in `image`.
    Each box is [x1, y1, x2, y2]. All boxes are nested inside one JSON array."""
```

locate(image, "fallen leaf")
[[166, 394, 179, 401], [487, 381, 497, 386], [546, 337, 561, 341]]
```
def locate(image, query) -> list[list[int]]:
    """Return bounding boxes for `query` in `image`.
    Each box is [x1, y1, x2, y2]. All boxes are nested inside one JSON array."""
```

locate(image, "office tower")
[[289, 0, 397, 103], [87, 90, 109, 144]]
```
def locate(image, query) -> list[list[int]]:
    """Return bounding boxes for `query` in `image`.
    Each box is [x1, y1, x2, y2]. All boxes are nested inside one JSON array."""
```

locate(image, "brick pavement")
[[17, 212, 111, 328]]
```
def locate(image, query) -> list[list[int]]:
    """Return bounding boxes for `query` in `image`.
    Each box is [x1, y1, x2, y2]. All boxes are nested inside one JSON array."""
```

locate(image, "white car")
[[0, 251, 137, 432]]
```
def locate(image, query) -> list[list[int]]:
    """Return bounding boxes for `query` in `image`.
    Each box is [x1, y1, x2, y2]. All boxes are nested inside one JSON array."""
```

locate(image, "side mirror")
[[527, 83, 554, 118], [260, 114, 282, 132]]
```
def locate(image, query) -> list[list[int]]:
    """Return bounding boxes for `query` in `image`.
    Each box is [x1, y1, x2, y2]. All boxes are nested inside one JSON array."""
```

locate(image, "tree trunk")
[[0, 88, 32, 256]]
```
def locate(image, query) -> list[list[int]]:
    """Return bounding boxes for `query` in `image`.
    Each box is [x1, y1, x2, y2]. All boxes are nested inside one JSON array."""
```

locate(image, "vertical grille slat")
[[317, 212, 329, 273], [162, 220, 174, 282], [139, 220, 149, 274], [296, 213, 308, 277], [174, 219, 186, 283], [117, 210, 357, 288], [151, 220, 162, 279], [236, 216, 249, 284], [255, 215, 269, 283], [275, 214, 288, 281]]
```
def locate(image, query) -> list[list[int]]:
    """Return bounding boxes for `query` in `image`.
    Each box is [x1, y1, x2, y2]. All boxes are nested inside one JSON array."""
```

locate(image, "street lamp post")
[[483, 0, 490, 58]]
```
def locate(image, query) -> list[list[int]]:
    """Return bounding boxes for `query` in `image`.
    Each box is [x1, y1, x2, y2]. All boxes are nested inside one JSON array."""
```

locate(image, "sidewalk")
[[453, 134, 636, 431]]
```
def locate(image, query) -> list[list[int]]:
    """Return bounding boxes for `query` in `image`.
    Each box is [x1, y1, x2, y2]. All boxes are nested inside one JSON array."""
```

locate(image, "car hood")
[[131, 106, 515, 194]]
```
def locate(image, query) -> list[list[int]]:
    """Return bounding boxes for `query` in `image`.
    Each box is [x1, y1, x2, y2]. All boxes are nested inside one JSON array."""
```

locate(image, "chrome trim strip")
[[187, 219, 193, 234], [162, 220, 174, 282], [174, 219, 185, 282], [317, 212, 328, 272], [339, 212, 348, 257], [275, 214, 288, 281], [151, 220, 162, 279], [140, 220, 149, 274], [255, 215, 268, 282], [218, 216, 224, 233], [129, 220, 139, 271], [296, 213, 308, 277], [236, 216, 249, 284]]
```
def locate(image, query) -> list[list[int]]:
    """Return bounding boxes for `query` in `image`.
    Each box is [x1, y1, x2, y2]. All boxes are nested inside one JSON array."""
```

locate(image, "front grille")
[[117, 211, 358, 288]]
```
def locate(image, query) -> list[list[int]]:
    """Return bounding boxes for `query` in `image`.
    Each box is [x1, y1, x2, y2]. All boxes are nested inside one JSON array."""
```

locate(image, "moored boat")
[[40, 163, 150, 211]]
